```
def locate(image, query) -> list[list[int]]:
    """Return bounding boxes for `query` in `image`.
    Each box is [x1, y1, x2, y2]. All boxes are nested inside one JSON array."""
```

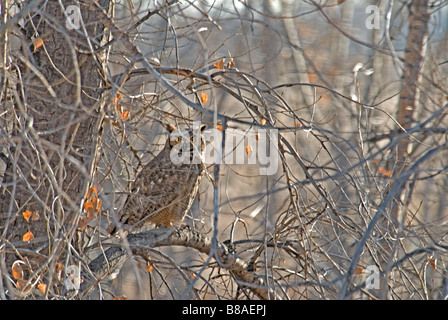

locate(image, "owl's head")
[[166, 123, 206, 165]]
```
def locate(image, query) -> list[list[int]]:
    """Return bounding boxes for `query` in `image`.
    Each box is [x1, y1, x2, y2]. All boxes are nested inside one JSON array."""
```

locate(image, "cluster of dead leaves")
[[11, 259, 47, 295], [113, 93, 131, 122], [78, 185, 101, 230], [201, 57, 234, 106], [213, 57, 236, 70], [371, 159, 393, 178], [11, 260, 84, 295], [21, 209, 39, 243], [104, 93, 131, 126], [196, 57, 237, 106]]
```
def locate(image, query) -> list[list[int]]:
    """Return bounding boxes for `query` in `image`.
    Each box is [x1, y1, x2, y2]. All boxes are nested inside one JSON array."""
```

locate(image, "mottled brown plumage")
[[107, 124, 206, 234]]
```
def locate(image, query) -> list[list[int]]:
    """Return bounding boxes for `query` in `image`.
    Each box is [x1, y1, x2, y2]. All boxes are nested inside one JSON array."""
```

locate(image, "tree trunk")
[[395, 0, 429, 164], [381, 0, 430, 299], [0, 0, 108, 298]]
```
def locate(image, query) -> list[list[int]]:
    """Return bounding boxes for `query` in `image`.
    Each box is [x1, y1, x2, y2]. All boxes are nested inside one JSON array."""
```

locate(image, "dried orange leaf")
[[91, 185, 99, 196], [119, 110, 130, 121], [84, 197, 101, 219], [33, 37, 43, 52], [112, 93, 122, 104], [83, 201, 93, 211], [113, 296, 127, 300], [200, 92, 208, 105], [214, 58, 225, 70], [23, 210, 32, 222], [227, 58, 236, 69], [260, 118, 266, 125], [38, 283, 47, 294], [23, 231, 34, 242], [190, 272, 196, 279], [354, 265, 363, 275], [145, 264, 154, 273], [378, 167, 393, 177], [12, 261, 24, 280], [428, 258, 436, 270], [86, 185, 99, 199], [246, 145, 253, 158], [55, 263, 63, 279]]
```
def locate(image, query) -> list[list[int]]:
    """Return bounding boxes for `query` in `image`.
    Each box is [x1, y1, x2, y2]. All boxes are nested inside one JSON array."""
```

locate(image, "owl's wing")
[[108, 143, 203, 233]]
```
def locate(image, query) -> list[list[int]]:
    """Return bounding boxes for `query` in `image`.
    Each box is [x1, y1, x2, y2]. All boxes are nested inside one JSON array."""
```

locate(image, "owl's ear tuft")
[[166, 123, 177, 133]]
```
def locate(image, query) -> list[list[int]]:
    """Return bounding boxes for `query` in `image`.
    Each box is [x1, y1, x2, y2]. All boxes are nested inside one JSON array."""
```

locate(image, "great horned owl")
[[107, 124, 206, 234]]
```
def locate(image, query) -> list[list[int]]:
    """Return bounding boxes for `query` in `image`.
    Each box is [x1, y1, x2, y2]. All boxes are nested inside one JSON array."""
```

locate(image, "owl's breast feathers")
[[107, 131, 205, 235]]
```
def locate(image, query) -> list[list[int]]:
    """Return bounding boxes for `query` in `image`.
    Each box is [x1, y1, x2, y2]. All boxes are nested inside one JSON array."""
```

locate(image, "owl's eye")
[[190, 137, 194, 142], [176, 137, 182, 143]]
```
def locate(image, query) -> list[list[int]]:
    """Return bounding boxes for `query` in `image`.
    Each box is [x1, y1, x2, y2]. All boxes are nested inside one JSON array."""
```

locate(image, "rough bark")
[[0, 0, 108, 298]]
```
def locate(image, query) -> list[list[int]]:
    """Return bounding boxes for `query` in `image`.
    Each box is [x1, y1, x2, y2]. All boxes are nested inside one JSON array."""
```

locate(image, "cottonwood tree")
[[1, 0, 447, 300]]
